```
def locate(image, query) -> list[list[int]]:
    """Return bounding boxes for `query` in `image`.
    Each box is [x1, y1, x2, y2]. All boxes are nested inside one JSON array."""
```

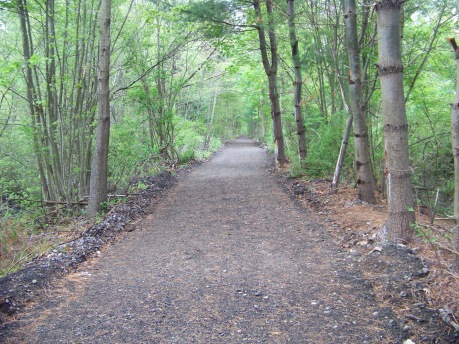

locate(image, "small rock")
[[403, 340, 415, 344]]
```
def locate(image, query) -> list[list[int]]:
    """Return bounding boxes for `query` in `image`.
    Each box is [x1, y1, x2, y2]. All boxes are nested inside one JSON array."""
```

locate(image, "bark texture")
[[344, 0, 376, 204], [253, 0, 286, 165], [87, 0, 112, 218], [376, 0, 415, 242], [17, 0, 51, 201], [450, 38, 459, 271], [287, 0, 307, 160]]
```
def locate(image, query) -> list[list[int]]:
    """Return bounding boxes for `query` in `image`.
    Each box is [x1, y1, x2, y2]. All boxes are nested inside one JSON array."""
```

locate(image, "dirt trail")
[[4, 138, 401, 343]]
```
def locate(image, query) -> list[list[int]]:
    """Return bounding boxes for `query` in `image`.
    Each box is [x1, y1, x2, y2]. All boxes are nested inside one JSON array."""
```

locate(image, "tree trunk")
[[376, 0, 415, 242], [287, 0, 306, 160], [331, 114, 353, 193], [449, 37, 459, 271], [45, 0, 67, 202], [259, 92, 266, 142], [344, 0, 376, 204], [253, 0, 286, 165], [205, 78, 220, 150], [17, 0, 51, 201], [87, 0, 112, 218]]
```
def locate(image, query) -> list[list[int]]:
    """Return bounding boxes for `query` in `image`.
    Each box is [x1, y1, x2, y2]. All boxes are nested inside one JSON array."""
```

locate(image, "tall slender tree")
[[17, 0, 50, 200], [287, 0, 306, 160], [87, 0, 112, 218], [344, 0, 376, 203], [449, 37, 459, 271], [376, 0, 415, 242], [449, 0, 459, 270], [253, 0, 286, 165]]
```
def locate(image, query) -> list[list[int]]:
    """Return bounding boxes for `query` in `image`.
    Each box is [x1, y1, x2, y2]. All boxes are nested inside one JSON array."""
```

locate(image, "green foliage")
[[0, 0, 457, 273], [175, 120, 204, 163], [304, 112, 354, 178], [137, 181, 148, 190], [182, 0, 240, 38], [412, 222, 439, 245], [108, 114, 160, 193], [0, 124, 40, 198]]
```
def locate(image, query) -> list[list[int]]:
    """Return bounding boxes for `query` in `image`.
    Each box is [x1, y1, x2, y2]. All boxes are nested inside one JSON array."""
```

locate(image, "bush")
[[304, 113, 354, 178]]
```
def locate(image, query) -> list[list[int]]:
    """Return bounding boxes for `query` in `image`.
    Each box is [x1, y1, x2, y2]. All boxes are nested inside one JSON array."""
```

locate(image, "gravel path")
[[5, 138, 400, 343]]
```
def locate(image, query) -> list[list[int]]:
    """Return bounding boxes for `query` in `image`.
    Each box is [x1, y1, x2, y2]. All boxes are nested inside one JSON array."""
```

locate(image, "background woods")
[[0, 1, 459, 272]]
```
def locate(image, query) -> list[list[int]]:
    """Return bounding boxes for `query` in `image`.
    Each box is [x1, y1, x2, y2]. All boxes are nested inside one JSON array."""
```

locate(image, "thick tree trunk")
[[449, 37, 459, 271], [344, 0, 376, 204], [376, 0, 415, 242], [87, 0, 112, 218], [253, 0, 286, 165], [287, 0, 306, 160]]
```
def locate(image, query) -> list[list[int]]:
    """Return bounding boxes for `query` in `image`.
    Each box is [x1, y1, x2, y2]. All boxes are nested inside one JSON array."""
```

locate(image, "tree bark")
[[376, 0, 415, 242], [287, 0, 306, 160], [253, 0, 286, 165], [449, 37, 459, 271], [45, 0, 67, 202], [87, 0, 112, 218], [17, 0, 51, 201], [205, 77, 220, 150], [344, 0, 376, 204], [259, 92, 266, 142]]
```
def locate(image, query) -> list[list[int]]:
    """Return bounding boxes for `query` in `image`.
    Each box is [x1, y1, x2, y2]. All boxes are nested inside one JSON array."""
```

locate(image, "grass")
[[0, 207, 88, 277]]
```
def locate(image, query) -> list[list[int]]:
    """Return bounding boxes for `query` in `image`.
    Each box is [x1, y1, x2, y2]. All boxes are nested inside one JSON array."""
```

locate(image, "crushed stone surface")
[[2, 138, 405, 343]]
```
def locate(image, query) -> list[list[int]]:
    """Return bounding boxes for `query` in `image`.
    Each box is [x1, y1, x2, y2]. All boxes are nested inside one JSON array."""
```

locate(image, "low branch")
[[112, 33, 193, 95], [183, 72, 227, 88]]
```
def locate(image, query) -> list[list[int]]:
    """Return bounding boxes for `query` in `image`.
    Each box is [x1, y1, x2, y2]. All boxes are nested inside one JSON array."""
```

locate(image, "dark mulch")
[[0, 171, 176, 325]]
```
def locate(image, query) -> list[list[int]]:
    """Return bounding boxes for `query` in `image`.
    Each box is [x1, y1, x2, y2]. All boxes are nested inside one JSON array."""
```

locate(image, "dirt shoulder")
[[282, 177, 459, 342], [0, 138, 457, 343]]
